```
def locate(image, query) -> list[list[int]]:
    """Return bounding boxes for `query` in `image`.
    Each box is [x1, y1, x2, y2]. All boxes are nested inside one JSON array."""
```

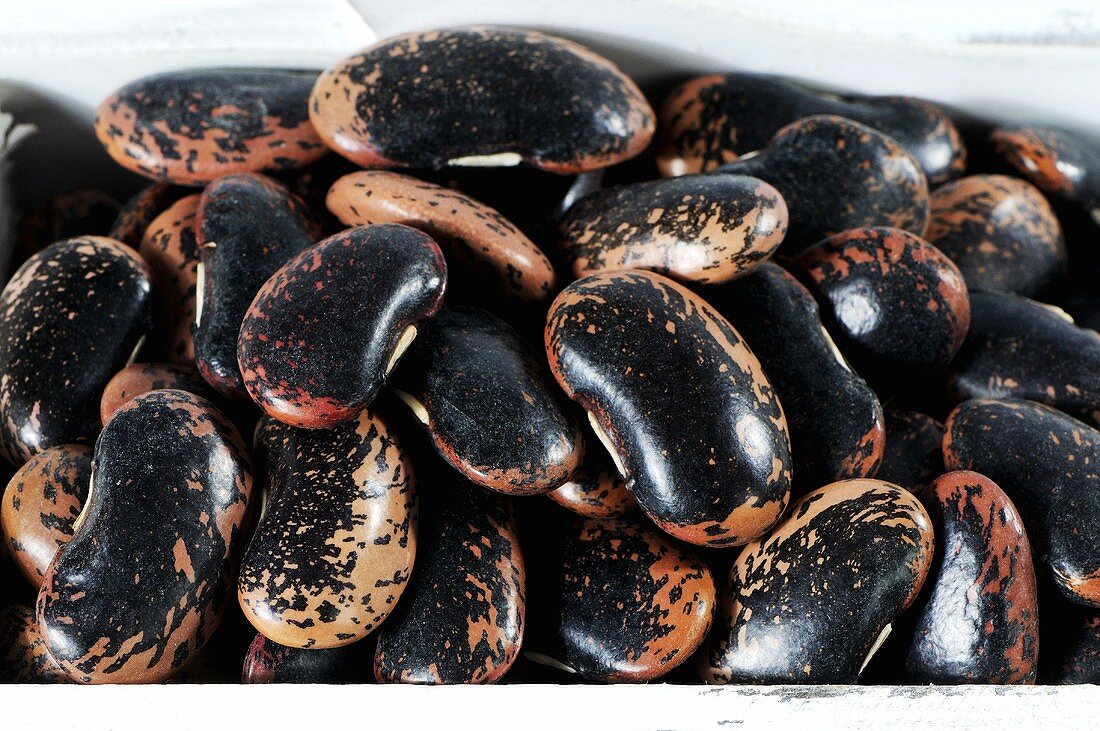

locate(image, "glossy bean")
[[37, 390, 251, 683], [310, 27, 654, 173], [546, 270, 791, 547]]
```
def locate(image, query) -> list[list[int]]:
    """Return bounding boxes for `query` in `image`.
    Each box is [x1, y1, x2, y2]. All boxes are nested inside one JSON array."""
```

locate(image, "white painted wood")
[[0, 0, 374, 115], [0, 683, 1096, 730], [351, 0, 1100, 141]]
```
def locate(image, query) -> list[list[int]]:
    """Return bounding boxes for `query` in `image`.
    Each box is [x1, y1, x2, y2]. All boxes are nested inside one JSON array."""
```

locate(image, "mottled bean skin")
[[558, 174, 788, 284], [140, 194, 201, 363], [905, 471, 1038, 684], [392, 307, 582, 496], [876, 410, 945, 491], [546, 270, 792, 547], [658, 73, 965, 184], [795, 227, 970, 370], [1, 445, 90, 588], [944, 398, 1100, 607], [109, 184, 187, 248], [547, 441, 636, 519], [0, 605, 69, 683], [238, 224, 447, 429], [242, 631, 374, 684], [239, 411, 416, 649], [327, 171, 556, 305], [707, 262, 884, 495], [95, 69, 327, 185], [100, 363, 213, 425], [991, 126, 1100, 215], [924, 175, 1065, 297], [949, 291, 1100, 428], [0, 236, 152, 464], [196, 174, 316, 398], [541, 517, 714, 682], [716, 115, 930, 253], [310, 27, 654, 173], [702, 479, 934, 684], [37, 390, 252, 683], [373, 476, 524, 684]]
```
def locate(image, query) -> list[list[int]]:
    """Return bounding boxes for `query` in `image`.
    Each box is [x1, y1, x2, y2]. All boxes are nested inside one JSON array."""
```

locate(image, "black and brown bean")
[[949, 291, 1100, 428], [327, 170, 556, 305], [391, 307, 582, 496], [924, 175, 1066, 297], [702, 479, 934, 684], [715, 115, 930, 253], [0, 236, 153, 464], [537, 516, 714, 682], [0, 605, 69, 683], [13, 189, 120, 269], [309, 26, 654, 174], [990, 125, 1100, 214], [1, 445, 90, 588], [11, 31, 1100, 690], [37, 389, 252, 683], [794, 227, 970, 370], [657, 72, 965, 184], [109, 183, 187, 247], [876, 410, 946, 491], [373, 473, 524, 685], [557, 174, 788, 285], [139, 194, 201, 363], [706, 262, 885, 495], [242, 631, 374, 684], [195, 173, 316, 398], [391, 307, 585, 496], [238, 410, 416, 649], [94, 69, 327, 185], [547, 438, 636, 519], [238, 224, 446, 429], [944, 398, 1100, 607], [905, 470, 1038, 684], [546, 270, 791, 548], [100, 362, 214, 425]]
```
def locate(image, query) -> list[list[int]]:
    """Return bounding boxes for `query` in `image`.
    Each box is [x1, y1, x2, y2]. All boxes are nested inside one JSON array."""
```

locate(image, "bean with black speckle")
[[238, 410, 416, 649], [195, 173, 316, 398], [944, 398, 1100, 607], [716, 115, 930, 253], [0, 236, 152, 464], [95, 69, 327, 185], [702, 478, 934, 684], [949, 291, 1100, 428], [310, 27, 654, 173], [546, 269, 791, 548], [905, 470, 1038, 684], [373, 470, 524, 684], [1, 445, 90, 588], [658, 73, 964, 184], [37, 389, 252, 683]]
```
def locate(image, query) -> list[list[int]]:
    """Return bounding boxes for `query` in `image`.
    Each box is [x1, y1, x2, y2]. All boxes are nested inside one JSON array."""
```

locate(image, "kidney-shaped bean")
[[545, 270, 791, 547], [37, 390, 251, 683], [0, 236, 152, 464], [239, 410, 416, 649], [310, 26, 654, 174]]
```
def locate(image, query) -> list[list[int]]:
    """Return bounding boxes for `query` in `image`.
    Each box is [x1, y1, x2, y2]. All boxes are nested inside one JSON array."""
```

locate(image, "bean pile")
[[1, 25, 1099, 686]]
